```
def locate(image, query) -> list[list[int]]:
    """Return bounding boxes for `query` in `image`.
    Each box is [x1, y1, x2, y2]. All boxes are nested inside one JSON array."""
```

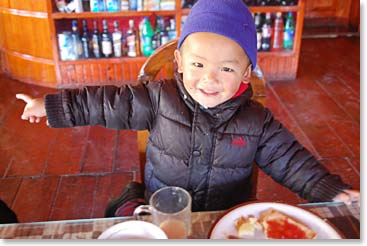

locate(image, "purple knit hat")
[[178, 0, 257, 70]]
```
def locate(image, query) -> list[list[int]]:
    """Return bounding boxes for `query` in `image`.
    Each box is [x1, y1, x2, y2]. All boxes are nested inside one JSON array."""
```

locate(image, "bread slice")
[[259, 209, 317, 239], [235, 215, 262, 237]]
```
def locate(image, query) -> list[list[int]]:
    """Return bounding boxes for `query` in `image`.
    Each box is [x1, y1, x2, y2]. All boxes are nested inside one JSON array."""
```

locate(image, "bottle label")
[[262, 27, 272, 38], [113, 33, 122, 57], [102, 40, 112, 55], [127, 35, 137, 57]]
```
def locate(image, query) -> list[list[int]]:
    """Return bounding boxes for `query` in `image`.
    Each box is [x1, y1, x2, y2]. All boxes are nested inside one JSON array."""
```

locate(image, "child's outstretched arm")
[[16, 94, 46, 124], [333, 189, 360, 206]]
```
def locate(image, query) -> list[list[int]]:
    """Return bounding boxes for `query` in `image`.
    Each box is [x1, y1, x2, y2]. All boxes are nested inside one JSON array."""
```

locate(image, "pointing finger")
[[16, 94, 32, 103]]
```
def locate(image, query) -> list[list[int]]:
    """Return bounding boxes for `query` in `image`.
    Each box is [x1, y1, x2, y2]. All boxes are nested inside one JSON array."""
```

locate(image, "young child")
[[16, 0, 359, 215]]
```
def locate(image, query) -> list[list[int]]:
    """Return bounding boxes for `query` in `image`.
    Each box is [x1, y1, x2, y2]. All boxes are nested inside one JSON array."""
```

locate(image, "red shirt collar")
[[231, 83, 249, 99]]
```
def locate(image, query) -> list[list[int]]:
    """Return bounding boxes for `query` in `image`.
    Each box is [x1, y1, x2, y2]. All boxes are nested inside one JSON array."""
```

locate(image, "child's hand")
[[333, 189, 360, 206], [16, 94, 46, 124]]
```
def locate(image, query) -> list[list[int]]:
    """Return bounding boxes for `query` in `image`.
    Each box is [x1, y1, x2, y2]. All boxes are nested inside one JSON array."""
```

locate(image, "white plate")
[[209, 202, 343, 239], [98, 220, 168, 239]]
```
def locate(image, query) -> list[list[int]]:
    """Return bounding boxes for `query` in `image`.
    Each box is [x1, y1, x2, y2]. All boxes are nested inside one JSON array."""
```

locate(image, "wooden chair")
[[136, 38, 266, 200]]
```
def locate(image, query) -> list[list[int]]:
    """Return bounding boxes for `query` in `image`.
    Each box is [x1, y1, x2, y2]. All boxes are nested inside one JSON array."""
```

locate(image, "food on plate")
[[235, 215, 262, 237], [259, 209, 317, 239], [233, 208, 317, 239]]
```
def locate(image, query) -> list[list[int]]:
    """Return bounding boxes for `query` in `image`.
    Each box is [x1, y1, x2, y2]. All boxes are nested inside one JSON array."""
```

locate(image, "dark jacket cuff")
[[45, 93, 73, 128], [307, 175, 352, 202]]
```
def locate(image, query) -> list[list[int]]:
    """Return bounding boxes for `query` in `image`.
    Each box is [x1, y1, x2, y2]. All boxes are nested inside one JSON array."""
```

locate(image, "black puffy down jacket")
[[45, 72, 351, 211]]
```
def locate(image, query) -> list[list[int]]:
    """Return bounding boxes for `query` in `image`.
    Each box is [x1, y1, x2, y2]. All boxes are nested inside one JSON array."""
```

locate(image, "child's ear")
[[241, 65, 252, 84], [174, 49, 183, 73]]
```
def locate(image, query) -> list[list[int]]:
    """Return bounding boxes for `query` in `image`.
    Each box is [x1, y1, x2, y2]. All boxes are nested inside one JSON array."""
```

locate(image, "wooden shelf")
[[249, 5, 299, 13], [258, 50, 295, 57], [52, 10, 177, 19], [58, 56, 147, 65]]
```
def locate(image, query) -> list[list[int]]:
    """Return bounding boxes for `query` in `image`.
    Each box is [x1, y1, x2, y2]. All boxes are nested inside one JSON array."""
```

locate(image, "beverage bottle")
[[71, 20, 83, 59], [82, 0, 91, 11], [137, 0, 144, 11], [254, 13, 262, 51], [272, 12, 284, 51], [81, 20, 91, 58], [101, 19, 113, 57], [261, 12, 272, 51], [129, 0, 137, 10], [283, 12, 295, 50], [75, 0, 83, 12], [120, 0, 129, 10], [159, 18, 169, 45], [90, 0, 99, 12], [106, 0, 120, 12], [91, 20, 101, 58], [98, 0, 106, 11], [167, 18, 176, 40], [141, 17, 154, 56], [126, 19, 138, 57], [112, 20, 122, 57], [152, 16, 163, 50]]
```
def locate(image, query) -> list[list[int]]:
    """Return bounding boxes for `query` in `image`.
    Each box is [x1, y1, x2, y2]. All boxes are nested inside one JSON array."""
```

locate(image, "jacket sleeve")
[[255, 108, 351, 202], [44, 83, 162, 130]]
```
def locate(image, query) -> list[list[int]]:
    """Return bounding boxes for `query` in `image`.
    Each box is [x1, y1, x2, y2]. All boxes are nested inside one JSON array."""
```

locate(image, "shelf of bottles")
[[51, 0, 302, 83], [54, 1, 179, 64], [54, 0, 298, 61]]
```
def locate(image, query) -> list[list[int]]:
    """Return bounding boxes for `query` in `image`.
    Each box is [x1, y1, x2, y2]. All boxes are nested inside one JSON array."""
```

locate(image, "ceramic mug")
[[133, 186, 192, 239]]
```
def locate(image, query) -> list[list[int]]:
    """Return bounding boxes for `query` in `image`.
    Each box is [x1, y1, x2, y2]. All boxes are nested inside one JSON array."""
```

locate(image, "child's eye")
[[192, 62, 203, 68], [221, 67, 234, 72]]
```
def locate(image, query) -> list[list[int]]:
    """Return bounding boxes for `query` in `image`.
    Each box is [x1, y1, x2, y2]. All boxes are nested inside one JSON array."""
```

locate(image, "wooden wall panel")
[[58, 59, 146, 88], [258, 56, 297, 81], [5, 14, 53, 59], [305, 0, 352, 19], [3, 52, 56, 86], [0, 0, 9, 7], [9, 0, 48, 12], [0, 11, 6, 48]]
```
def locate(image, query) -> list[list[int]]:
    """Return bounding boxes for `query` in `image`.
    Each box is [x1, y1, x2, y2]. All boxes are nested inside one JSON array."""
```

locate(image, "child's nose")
[[202, 70, 218, 84]]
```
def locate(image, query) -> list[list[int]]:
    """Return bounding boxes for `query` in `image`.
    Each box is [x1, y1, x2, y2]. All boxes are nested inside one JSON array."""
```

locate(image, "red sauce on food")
[[266, 218, 307, 239]]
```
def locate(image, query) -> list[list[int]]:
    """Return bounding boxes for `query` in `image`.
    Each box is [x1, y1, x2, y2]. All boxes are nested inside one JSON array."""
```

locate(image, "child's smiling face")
[[174, 32, 252, 108]]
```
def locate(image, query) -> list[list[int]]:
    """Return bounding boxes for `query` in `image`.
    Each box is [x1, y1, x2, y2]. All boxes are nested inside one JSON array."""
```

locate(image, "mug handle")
[[133, 205, 152, 220]]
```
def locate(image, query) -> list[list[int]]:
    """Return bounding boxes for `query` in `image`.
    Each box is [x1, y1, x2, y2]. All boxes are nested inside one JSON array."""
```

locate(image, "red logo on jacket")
[[231, 137, 247, 147]]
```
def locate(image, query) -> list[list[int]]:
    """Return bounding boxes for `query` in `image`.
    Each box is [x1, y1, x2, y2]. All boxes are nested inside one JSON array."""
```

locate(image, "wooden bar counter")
[[0, 0, 57, 87]]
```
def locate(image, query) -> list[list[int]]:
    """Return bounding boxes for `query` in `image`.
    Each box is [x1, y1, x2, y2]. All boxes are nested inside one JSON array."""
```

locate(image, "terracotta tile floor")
[[0, 37, 360, 223]]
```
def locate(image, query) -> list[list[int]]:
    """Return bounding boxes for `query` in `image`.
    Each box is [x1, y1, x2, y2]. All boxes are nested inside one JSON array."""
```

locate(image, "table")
[[0, 201, 360, 239]]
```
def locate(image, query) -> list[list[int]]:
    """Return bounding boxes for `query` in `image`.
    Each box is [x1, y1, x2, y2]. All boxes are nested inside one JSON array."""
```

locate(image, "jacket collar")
[[174, 71, 253, 124]]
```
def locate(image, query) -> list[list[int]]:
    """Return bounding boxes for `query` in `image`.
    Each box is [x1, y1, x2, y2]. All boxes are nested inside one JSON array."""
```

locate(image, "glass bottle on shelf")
[[120, 0, 129, 10], [101, 19, 113, 58], [254, 13, 262, 51], [126, 19, 138, 57], [82, 0, 91, 11], [283, 12, 295, 50], [129, 0, 137, 10], [272, 12, 284, 51], [106, 0, 120, 12], [112, 20, 122, 57], [261, 13, 272, 52], [137, 0, 144, 11], [152, 16, 164, 50], [141, 17, 154, 56], [91, 20, 101, 58], [71, 20, 83, 59], [167, 18, 177, 40], [159, 18, 169, 46], [81, 20, 91, 58]]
